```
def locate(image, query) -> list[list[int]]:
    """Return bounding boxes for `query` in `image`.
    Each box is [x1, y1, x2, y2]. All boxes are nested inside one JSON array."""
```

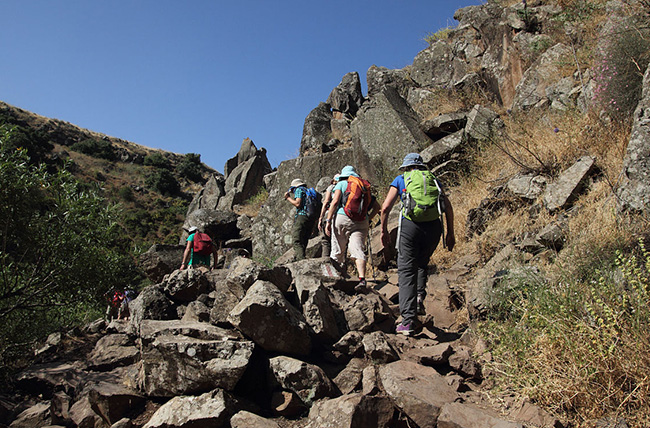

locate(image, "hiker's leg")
[[292, 215, 308, 260], [348, 219, 369, 279], [330, 214, 348, 264], [397, 218, 419, 324], [415, 219, 442, 298], [320, 218, 331, 257], [299, 216, 316, 258]]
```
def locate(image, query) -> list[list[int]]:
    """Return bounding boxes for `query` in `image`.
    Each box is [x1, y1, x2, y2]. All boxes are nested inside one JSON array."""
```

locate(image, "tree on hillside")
[[0, 126, 137, 369]]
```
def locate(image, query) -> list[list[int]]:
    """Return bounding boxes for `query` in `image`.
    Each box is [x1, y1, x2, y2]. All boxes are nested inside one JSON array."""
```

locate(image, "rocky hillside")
[[3, 0, 650, 427]]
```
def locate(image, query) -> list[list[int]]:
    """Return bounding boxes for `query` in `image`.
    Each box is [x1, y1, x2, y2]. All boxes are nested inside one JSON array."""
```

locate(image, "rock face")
[[327, 72, 365, 117], [351, 86, 433, 173], [617, 62, 650, 213]]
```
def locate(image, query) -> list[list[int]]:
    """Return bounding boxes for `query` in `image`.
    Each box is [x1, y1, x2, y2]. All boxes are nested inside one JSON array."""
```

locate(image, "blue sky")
[[1, 1, 482, 172]]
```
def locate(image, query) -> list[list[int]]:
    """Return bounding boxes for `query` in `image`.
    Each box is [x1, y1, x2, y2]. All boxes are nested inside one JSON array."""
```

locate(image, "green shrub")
[[71, 138, 116, 161], [143, 152, 171, 169], [176, 153, 204, 183], [146, 169, 180, 196], [0, 127, 138, 374], [118, 186, 134, 202]]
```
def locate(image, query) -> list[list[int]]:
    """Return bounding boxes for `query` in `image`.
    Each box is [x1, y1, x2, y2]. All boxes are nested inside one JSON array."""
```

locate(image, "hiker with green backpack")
[[284, 178, 321, 261], [380, 153, 455, 336], [180, 226, 219, 271]]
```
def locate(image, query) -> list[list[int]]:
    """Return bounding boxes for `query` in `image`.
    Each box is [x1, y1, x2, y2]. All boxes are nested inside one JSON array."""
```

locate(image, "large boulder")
[[268, 356, 338, 406], [86, 334, 139, 372], [138, 244, 185, 283], [181, 208, 239, 245], [224, 138, 262, 177], [143, 389, 239, 428], [227, 280, 312, 356], [219, 157, 272, 211], [617, 62, 650, 213], [411, 41, 468, 89], [161, 269, 211, 303], [186, 174, 226, 214], [543, 155, 596, 212], [304, 393, 397, 428], [137, 320, 254, 396], [300, 102, 334, 156], [326, 72, 364, 117], [511, 43, 574, 111], [378, 360, 459, 427], [351, 87, 433, 173], [367, 65, 414, 100], [127, 285, 176, 336]]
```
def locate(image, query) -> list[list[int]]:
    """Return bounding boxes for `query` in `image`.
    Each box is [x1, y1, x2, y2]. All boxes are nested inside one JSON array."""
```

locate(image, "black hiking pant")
[[397, 217, 442, 324]]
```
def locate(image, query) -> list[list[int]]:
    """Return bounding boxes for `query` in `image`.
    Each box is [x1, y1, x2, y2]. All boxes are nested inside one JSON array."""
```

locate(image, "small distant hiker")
[[284, 178, 320, 261], [325, 165, 380, 289], [180, 226, 218, 270], [317, 174, 340, 257], [380, 153, 455, 336]]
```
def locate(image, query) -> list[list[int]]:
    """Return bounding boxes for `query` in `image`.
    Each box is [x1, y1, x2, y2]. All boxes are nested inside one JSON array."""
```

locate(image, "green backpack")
[[401, 169, 443, 222]]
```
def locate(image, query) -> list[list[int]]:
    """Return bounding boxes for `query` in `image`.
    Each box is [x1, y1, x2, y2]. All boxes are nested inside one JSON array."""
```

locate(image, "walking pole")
[[367, 221, 376, 281]]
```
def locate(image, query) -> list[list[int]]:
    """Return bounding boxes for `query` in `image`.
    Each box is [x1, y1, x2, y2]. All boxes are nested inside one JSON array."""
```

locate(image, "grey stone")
[[228, 280, 312, 356], [268, 356, 338, 406], [543, 155, 595, 212]]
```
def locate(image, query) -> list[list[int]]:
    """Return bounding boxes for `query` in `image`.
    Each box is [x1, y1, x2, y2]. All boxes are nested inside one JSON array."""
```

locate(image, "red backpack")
[[192, 232, 213, 255], [342, 176, 372, 221]]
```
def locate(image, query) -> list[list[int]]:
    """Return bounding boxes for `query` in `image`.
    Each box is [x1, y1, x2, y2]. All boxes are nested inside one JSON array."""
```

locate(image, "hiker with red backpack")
[[284, 178, 321, 261], [325, 165, 380, 289], [180, 226, 218, 270], [380, 153, 455, 336]]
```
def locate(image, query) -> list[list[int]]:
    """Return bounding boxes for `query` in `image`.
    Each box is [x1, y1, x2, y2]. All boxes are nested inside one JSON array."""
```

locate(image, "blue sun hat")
[[338, 165, 359, 180], [399, 153, 425, 170]]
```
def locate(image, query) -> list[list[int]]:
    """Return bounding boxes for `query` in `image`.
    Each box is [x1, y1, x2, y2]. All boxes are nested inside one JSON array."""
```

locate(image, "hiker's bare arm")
[[443, 195, 455, 251], [380, 187, 399, 247], [325, 189, 342, 237], [180, 240, 192, 269], [380, 187, 399, 231], [284, 191, 302, 208], [318, 190, 332, 231]]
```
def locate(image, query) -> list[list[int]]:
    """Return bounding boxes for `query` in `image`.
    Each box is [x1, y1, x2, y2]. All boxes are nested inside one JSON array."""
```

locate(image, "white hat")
[[187, 226, 198, 233], [290, 178, 306, 188]]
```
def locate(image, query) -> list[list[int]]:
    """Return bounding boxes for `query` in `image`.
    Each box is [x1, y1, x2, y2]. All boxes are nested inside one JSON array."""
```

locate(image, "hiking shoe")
[[417, 295, 425, 315], [396, 321, 414, 336], [355, 278, 368, 293]]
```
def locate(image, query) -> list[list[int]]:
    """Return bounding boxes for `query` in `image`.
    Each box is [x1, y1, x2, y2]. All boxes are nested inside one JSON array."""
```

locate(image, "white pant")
[[330, 213, 369, 263]]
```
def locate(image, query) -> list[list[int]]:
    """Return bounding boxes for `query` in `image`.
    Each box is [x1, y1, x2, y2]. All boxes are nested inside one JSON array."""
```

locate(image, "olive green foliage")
[[479, 239, 650, 424], [176, 153, 204, 183], [424, 26, 452, 46], [146, 169, 180, 196], [0, 111, 52, 163], [0, 126, 138, 371], [118, 186, 135, 202], [71, 138, 116, 161], [143, 152, 171, 169]]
